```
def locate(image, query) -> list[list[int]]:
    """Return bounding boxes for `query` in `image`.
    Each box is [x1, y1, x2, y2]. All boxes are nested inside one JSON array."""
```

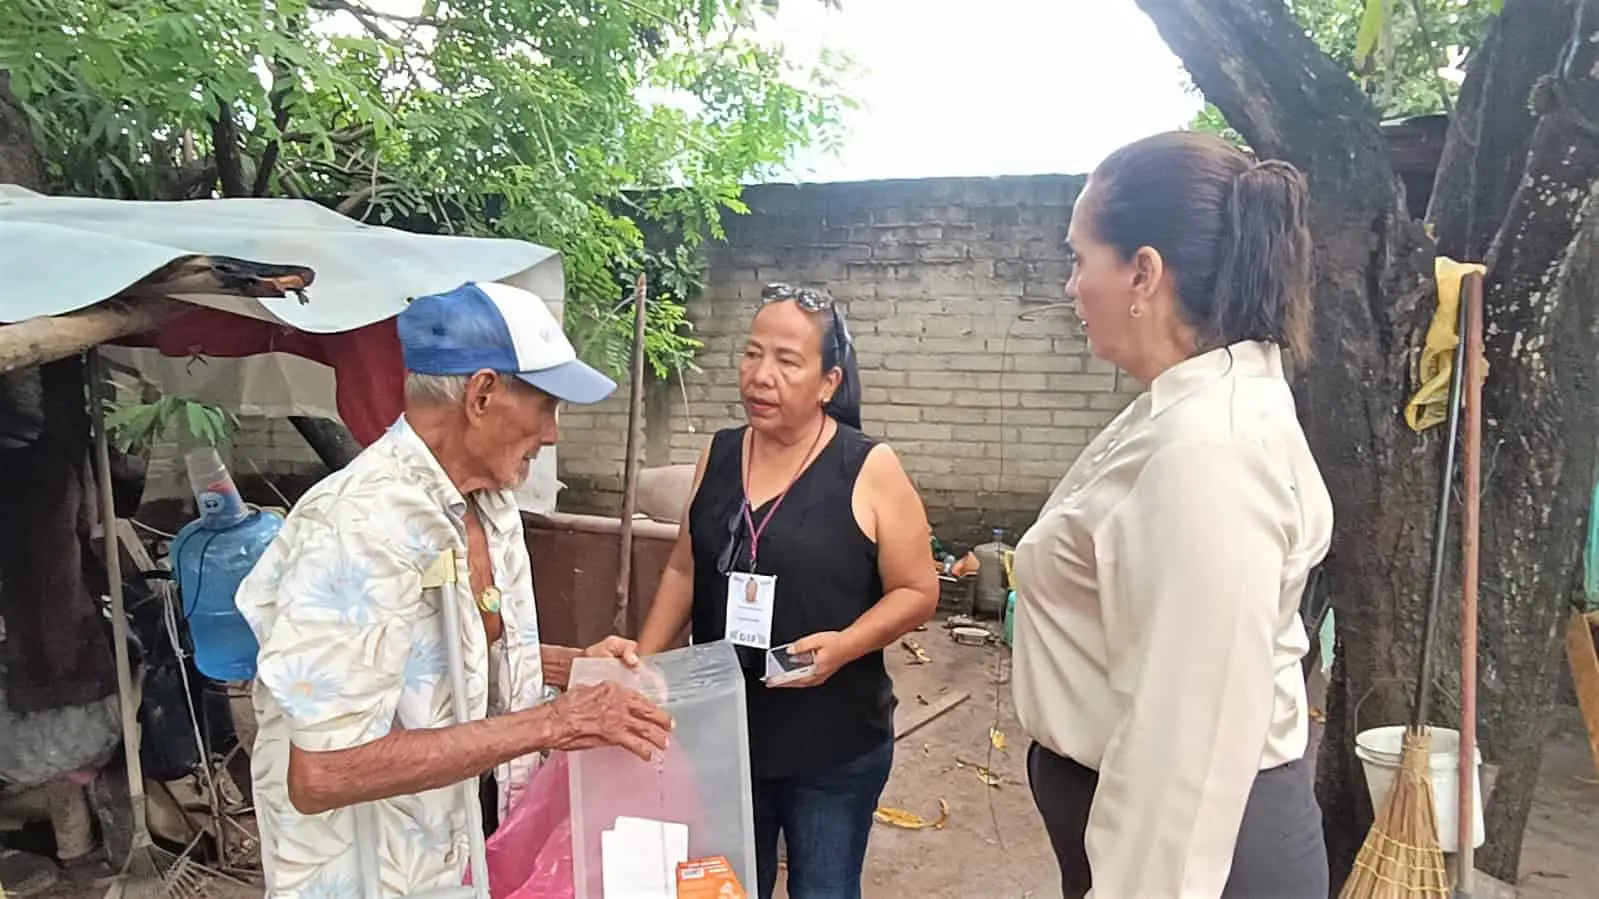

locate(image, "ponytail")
[[1086, 131, 1316, 364], [1211, 161, 1313, 364], [823, 308, 862, 429]]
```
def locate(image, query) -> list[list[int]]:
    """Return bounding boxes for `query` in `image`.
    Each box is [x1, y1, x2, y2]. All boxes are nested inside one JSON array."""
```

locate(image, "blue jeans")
[[753, 741, 894, 899]]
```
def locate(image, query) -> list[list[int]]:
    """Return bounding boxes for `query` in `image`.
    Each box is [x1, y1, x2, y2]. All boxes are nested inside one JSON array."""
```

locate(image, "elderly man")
[[237, 281, 672, 898]]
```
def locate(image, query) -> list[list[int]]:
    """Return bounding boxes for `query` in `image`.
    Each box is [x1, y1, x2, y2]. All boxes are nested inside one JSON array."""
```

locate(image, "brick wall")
[[143, 416, 329, 503], [559, 175, 1143, 544]]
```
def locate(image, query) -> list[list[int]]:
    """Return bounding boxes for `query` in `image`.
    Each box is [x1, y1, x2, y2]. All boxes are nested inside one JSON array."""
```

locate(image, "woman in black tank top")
[[633, 285, 940, 899]]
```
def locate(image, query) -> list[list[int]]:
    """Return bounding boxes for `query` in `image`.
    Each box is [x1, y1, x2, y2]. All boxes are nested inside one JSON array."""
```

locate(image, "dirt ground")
[[23, 636, 1598, 899]]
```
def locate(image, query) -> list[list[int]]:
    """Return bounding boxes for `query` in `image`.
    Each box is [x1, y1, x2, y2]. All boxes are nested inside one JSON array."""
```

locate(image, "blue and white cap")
[[397, 281, 617, 405]]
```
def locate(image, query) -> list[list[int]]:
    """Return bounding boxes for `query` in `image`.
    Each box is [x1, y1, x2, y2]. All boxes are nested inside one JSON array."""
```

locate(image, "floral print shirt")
[[237, 417, 546, 898]]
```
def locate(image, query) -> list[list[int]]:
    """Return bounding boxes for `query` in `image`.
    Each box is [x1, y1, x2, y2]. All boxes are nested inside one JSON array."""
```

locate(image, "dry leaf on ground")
[[873, 798, 951, 831], [954, 757, 1005, 788], [901, 638, 931, 664]]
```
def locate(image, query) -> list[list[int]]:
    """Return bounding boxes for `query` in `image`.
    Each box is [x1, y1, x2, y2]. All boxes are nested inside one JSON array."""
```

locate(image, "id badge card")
[[724, 571, 776, 650]]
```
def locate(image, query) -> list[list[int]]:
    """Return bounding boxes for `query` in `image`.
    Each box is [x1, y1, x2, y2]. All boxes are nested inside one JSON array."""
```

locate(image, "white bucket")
[[1354, 726, 1485, 852]]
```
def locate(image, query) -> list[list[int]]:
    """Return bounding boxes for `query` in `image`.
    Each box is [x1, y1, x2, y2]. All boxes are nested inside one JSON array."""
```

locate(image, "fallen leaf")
[[989, 727, 1007, 752], [954, 757, 1005, 788], [873, 798, 951, 831], [901, 638, 931, 664]]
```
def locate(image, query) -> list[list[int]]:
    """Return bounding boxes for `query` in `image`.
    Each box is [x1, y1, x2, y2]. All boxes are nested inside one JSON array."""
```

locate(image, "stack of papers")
[[600, 816, 690, 899]]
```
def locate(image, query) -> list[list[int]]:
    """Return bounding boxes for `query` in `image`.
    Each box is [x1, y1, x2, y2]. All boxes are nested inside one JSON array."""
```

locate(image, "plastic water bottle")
[[972, 528, 1012, 618], [172, 448, 283, 681], [1002, 588, 1018, 647]]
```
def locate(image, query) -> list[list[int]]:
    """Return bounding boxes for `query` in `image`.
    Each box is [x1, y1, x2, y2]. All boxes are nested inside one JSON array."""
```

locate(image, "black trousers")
[[1026, 742, 1328, 898]]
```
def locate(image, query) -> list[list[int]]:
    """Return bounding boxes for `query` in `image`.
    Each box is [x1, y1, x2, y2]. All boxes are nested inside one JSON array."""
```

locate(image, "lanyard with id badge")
[[722, 496, 782, 651], [722, 425, 824, 652]]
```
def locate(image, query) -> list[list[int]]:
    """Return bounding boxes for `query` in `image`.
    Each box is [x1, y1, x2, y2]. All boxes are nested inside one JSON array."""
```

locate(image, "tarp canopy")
[[0, 185, 562, 330], [0, 186, 568, 512]]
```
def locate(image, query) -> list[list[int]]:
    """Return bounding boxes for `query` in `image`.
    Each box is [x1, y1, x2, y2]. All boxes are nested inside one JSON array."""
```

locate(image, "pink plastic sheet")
[[473, 743, 714, 898], [472, 752, 575, 899]]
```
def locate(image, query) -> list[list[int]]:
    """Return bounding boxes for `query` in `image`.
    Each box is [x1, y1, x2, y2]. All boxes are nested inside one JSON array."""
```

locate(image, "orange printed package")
[[675, 855, 746, 899]]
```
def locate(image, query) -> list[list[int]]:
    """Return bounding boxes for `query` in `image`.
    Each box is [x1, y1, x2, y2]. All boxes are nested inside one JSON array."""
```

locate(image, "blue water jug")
[[173, 507, 282, 681], [172, 448, 284, 681]]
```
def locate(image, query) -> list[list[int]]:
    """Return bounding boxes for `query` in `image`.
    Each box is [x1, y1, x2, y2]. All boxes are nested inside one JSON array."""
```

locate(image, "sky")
[[759, 1, 1205, 182], [348, 0, 1204, 184]]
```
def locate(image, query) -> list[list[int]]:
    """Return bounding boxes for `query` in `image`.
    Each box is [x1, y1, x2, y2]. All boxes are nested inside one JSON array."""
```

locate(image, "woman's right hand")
[[541, 680, 673, 761]]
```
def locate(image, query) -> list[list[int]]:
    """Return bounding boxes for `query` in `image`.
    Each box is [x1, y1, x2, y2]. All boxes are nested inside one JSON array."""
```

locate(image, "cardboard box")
[[676, 856, 746, 899]]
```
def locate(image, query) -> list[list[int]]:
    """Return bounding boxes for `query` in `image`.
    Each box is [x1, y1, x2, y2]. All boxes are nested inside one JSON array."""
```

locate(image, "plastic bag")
[[471, 752, 575, 899]]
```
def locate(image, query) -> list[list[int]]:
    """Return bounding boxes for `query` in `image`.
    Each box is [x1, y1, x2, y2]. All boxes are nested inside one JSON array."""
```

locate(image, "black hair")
[[1087, 131, 1313, 363], [820, 307, 862, 429]]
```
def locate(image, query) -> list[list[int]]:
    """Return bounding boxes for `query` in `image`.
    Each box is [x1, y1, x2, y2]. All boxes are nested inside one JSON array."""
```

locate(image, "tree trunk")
[[1133, 0, 1599, 886], [0, 71, 44, 191], [288, 416, 362, 470]]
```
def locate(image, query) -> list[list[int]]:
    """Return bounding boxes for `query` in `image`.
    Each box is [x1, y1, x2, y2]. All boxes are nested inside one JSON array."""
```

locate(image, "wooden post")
[[613, 273, 648, 637], [0, 297, 189, 376]]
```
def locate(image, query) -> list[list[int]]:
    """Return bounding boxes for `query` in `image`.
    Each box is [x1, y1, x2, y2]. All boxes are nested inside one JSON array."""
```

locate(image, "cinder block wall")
[[558, 175, 1141, 544]]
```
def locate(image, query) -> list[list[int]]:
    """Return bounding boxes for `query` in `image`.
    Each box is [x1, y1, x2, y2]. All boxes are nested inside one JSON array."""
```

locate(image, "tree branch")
[[211, 97, 247, 198], [0, 298, 189, 375], [1132, 0, 1393, 198], [306, 0, 441, 30], [252, 63, 294, 198], [1428, 0, 1580, 261], [280, 124, 375, 146], [0, 71, 46, 192], [1482, 4, 1599, 297]]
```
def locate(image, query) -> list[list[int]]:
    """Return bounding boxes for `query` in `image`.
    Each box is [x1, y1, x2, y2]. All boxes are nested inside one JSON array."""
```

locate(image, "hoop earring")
[[1129, 304, 1143, 318]]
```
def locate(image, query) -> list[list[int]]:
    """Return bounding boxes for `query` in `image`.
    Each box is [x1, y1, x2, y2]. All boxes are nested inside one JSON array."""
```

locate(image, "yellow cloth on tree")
[[1404, 256, 1489, 432]]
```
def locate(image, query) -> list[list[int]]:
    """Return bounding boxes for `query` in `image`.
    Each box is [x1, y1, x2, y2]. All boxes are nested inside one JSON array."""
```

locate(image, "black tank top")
[[688, 423, 895, 780]]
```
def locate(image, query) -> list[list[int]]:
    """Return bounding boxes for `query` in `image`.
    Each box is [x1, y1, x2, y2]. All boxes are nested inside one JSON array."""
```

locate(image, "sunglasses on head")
[[761, 282, 833, 312], [759, 283, 847, 369]]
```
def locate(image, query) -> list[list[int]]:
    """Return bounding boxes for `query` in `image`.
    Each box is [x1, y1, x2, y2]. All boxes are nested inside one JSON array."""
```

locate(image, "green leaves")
[[1352, 0, 1388, 71], [4, 0, 852, 379], [103, 394, 238, 455], [1191, 0, 1500, 128]]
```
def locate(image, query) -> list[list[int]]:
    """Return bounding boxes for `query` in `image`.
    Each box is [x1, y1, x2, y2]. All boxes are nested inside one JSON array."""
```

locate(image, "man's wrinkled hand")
[[583, 635, 642, 667], [546, 681, 672, 761]]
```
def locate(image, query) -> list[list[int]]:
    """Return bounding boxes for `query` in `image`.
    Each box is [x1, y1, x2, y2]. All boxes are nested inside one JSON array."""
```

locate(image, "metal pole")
[[1456, 272, 1485, 896], [434, 560, 491, 899], [1412, 283, 1471, 731], [614, 272, 648, 638]]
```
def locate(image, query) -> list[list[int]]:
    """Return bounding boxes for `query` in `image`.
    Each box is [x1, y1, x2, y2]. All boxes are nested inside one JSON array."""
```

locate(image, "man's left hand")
[[583, 635, 642, 668], [768, 631, 853, 688]]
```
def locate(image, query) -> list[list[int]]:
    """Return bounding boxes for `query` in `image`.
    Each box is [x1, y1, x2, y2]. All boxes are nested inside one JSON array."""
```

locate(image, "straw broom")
[[1338, 275, 1481, 899]]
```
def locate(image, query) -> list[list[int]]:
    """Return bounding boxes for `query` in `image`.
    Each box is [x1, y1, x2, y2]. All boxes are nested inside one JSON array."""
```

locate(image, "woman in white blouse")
[[1011, 130, 1334, 899]]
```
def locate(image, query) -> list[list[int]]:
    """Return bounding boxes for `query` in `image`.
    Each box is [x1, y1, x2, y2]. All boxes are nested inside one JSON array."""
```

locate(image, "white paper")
[[600, 816, 690, 899]]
